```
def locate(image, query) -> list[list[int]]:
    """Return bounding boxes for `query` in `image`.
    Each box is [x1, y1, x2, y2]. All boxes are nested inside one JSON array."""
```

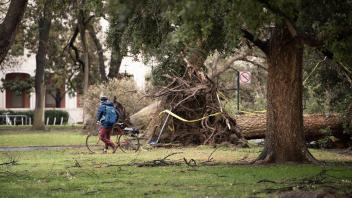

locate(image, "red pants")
[[99, 127, 115, 149]]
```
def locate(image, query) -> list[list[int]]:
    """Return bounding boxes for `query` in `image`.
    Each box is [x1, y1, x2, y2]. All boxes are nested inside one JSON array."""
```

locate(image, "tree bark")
[[77, 4, 89, 95], [0, 0, 27, 64], [33, 0, 52, 130], [87, 24, 107, 82], [108, 43, 123, 79], [256, 26, 317, 163], [237, 114, 343, 141]]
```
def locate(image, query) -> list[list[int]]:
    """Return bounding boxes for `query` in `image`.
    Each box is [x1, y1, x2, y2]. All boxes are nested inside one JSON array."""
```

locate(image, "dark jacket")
[[96, 100, 119, 128]]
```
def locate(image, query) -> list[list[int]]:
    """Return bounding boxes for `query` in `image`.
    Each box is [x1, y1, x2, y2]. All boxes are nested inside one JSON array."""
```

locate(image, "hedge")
[[0, 110, 69, 125]]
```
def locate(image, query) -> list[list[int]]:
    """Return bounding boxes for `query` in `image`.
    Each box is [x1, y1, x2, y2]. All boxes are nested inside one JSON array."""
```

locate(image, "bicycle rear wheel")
[[86, 134, 104, 153], [117, 134, 140, 152]]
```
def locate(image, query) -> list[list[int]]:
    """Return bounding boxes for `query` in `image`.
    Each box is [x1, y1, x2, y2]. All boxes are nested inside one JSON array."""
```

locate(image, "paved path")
[[0, 145, 85, 152]]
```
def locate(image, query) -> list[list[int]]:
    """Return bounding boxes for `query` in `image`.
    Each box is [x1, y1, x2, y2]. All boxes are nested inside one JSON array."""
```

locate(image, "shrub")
[[44, 110, 69, 125], [83, 78, 153, 124]]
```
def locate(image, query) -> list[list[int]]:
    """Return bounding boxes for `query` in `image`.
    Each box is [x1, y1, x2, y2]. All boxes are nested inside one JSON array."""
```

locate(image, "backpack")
[[104, 105, 118, 126]]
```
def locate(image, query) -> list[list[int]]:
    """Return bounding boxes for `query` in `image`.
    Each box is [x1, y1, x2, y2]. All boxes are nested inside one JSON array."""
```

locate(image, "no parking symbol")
[[239, 71, 251, 84]]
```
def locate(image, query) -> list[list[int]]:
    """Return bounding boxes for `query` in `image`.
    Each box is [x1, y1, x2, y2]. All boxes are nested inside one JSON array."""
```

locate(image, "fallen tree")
[[131, 105, 346, 142], [130, 101, 161, 130], [143, 52, 252, 147], [144, 76, 246, 146], [237, 114, 345, 141]]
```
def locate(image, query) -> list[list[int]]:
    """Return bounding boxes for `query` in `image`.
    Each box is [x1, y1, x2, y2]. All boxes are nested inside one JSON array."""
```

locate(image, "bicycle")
[[86, 122, 140, 153]]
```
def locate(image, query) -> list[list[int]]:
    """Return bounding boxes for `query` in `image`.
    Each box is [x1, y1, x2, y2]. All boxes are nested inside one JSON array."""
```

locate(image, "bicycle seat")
[[124, 127, 139, 134], [115, 122, 126, 129]]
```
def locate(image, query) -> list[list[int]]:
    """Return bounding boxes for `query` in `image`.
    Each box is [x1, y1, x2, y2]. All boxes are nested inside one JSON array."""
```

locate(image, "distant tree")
[[109, 0, 352, 163], [32, 0, 53, 130], [64, 0, 105, 95], [88, 23, 107, 82], [106, 3, 131, 79]]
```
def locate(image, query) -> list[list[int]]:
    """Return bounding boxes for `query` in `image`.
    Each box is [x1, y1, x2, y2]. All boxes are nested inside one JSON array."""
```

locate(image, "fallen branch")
[[72, 158, 81, 168], [0, 160, 18, 166], [206, 147, 218, 162], [0, 153, 18, 166], [130, 152, 183, 167], [183, 157, 197, 167], [150, 143, 183, 148], [257, 179, 277, 184]]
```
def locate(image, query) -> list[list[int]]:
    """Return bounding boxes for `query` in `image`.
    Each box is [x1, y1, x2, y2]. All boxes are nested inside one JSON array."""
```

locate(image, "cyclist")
[[96, 96, 119, 153]]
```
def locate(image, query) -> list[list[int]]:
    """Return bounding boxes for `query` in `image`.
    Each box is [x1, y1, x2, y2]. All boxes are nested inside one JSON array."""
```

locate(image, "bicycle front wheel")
[[86, 134, 104, 154], [117, 134, 140, 152]]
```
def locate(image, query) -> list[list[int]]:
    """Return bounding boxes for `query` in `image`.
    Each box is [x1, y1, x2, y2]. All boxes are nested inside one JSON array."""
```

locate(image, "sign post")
[[235, 71, 251, 113], [235, 71, 240, 113]]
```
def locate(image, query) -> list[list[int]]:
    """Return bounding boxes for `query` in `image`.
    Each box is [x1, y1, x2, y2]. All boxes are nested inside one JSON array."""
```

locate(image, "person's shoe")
[[103, 148, 107, 154], [112, 145, 118, 153]]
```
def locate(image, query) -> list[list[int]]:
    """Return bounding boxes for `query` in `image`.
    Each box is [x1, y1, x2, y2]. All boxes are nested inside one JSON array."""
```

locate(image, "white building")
[[0, 51, 83, 124], [0, 50, 151, 124], [0, 16, 151, 124]]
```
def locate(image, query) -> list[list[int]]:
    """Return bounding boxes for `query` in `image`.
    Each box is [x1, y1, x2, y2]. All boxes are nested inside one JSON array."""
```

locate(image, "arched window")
[[5, 73, 31, 108]]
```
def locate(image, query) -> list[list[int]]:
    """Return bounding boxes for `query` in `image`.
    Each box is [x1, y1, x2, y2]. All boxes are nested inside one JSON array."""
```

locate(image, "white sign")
[[239, 71, 251, 84]]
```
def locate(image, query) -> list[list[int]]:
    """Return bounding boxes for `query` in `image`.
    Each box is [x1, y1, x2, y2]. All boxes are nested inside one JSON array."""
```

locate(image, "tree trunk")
[[78, 8, 89, 95], [0, 0, 27, 64], [108, 43, 123, 79], [33, 0, 52, 130], [237, 114, 343, 141], [256, 27, 317, 163], [87, 24, 107, 82]]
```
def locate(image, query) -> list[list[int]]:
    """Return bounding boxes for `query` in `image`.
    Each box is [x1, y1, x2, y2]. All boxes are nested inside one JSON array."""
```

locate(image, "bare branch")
[[64, 26, 84, 68], [237, 57, 268, 71], [0, 0, 27, 63], [87, 24, 107, 81], [0, 0, 10, 5], [209, 52, 250, 79], [241, 29, 268, 54]]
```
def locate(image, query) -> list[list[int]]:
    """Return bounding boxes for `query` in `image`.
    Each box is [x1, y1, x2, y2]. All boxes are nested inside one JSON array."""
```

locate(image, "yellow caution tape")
[[159, 110, 222, 123]]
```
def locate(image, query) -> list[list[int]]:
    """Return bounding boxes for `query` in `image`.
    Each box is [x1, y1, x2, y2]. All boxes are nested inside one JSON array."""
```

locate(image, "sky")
[[120, 56, 151, 90], [100, 18, 151, 90]]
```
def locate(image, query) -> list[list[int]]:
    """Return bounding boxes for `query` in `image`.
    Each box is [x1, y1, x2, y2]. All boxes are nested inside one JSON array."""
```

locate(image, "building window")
[[45, 75, 65, 108], [5, 73, 31, 108]]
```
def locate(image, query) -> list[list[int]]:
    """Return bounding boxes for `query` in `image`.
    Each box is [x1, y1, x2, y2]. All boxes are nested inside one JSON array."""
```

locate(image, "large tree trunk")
[[33, 0, 52, 130], [108, 43, 123, 79], [237, 114, 343, 141], [0, 0, 27, 64], [87, 24, 107, 82], [256, 27, 317, 163]]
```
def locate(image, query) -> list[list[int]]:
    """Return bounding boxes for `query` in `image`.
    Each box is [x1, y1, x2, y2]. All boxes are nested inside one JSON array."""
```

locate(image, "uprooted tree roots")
[[145, 66, 247, 147]]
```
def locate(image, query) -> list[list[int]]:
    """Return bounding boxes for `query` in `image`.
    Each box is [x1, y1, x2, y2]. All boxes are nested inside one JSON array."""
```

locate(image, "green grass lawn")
[[0, 129, 352, 197], [0, 129, 86, 147]]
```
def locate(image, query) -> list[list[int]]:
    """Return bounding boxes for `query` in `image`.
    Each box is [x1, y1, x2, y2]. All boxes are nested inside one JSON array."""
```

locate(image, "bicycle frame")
[[86, 122, 140, 153]]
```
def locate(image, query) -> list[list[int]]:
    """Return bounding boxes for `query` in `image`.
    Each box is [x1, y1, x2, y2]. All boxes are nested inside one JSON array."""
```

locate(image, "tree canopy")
[[0, 0, 351, 163], [107, 0, 352, 163]]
